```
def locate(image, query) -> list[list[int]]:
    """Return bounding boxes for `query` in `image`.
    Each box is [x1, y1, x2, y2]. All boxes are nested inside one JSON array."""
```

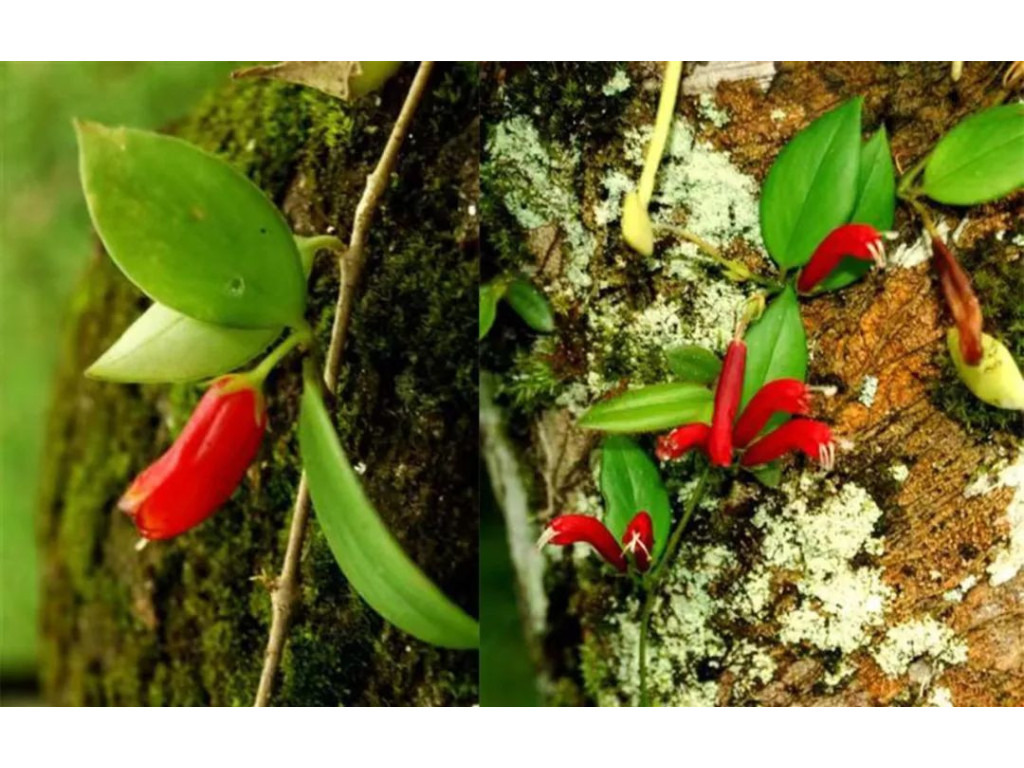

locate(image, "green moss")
[[930, 222, 1024, 440], [39, 64, 478, 705]]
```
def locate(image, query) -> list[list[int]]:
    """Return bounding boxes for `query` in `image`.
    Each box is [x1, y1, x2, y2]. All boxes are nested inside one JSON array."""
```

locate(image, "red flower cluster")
[[656, 336, 835, 471], [119, 375, 267, 540], [797, 223, 885, 294], [538, 510, 654, 572]]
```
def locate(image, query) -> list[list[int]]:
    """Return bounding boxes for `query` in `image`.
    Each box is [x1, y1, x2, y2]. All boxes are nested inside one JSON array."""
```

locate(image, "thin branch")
[[254, 61, 435, 707]]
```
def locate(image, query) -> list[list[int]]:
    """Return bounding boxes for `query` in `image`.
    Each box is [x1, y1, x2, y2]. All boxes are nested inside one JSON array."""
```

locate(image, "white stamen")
[[134, 538, 149, 552], [536, 526, 557, 551]]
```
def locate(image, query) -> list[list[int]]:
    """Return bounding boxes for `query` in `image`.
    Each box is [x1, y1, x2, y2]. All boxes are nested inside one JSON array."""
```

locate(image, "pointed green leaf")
[[741, 286, 807, 412], [760, 98, 863, 269], [665, 344, 722, 384], [86, 304, 280, 383], [578, 383, 713, 433], [922, 103, 1024, 205], [76, 121, 306, 329], [600, 436, 671, 558], [817, 127, 896, 292], [299, 384, 478, 649], [479, 282, 502, 340], [504, 277, 554, 333], [746, 461, 782, 488]]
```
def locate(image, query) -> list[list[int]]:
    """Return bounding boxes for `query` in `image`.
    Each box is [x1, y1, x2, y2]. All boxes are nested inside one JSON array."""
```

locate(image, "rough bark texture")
[[40, 63, 479, 706], [482, 62, 1022, 706]]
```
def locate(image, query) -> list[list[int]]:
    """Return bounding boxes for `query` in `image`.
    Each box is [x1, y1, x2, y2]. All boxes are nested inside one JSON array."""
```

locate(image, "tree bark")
[[481, 62, 1022, 706], [39, 63, 479, 706]]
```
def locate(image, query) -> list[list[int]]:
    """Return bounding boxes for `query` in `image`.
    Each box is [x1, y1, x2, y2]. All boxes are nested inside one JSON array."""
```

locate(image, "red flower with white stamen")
[[621, 511, 653, 572], [797, 224, 885, 293], [538, 510, 655, 573], [656, 346, 834, 471]]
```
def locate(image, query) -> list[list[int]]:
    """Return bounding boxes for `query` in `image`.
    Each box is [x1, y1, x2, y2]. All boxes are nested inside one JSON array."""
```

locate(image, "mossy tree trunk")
[[40, 63, 479, 706], [482, 62, 1022, 706]]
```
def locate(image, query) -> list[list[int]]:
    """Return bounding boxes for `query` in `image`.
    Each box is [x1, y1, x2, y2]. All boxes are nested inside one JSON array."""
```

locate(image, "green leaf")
[[504, 277, 554, 333], [746, 461, 782, 488], [665, 344, 722, 384], [479, 283, 501, 340], [760, 98, 863, 269], [817, 127, 896, 292], [86, 304, 280, 383], [740, 286, 807, 411], [299, 385, 478, 649], [922, 103, 1024, 205], [578, 383, 714, 433], [76, 121, 307, 329], [600, 436, 671, 558]]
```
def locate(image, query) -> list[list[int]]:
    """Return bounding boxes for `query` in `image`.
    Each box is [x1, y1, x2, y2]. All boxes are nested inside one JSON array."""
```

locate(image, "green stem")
[[294, 234, 345, 274], [659, 225, 782, 290], [638, 61, 683, 207], [637, 465, 711, 706], [248, 325, 313, 385], [896, 154, 928, 197]]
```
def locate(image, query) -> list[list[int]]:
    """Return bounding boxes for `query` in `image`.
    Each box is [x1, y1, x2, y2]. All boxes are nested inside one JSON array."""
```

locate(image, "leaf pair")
[[479, 276, 554, 339], [760, 99, 895, 291], [300, 384, 479, 649], [77, 123, 316, 383]]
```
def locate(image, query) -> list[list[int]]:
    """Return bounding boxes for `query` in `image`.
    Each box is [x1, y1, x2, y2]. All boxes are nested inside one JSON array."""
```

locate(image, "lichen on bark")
[[482, 61, 1023, 706], [40, 63, 479, 705]]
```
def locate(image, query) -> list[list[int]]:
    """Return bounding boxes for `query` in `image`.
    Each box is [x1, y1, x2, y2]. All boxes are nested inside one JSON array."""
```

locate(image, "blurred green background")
[[0, 62, 239, 683]]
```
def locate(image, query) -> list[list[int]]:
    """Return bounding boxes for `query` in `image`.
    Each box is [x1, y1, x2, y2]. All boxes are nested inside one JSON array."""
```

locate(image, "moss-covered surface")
[[481, 61, 1024, 706], [39, 63, 479, 705]]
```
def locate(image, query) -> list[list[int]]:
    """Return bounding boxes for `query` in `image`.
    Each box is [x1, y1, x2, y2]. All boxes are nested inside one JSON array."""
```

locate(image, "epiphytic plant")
[[542, 65, 1021, 706], [77, 62, 478, 708]]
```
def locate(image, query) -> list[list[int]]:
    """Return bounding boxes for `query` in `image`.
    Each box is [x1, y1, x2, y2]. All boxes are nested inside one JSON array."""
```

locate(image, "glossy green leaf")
[[817, 127, 896, 292], [76, 121, 306, 329], [578, 383, 713, 433], [299, 385, 478, 649], [746, 461, 782, 488], [600, 436, 671, 558], [666, 344, 722, 384], [87, 234, 326, 383], [86, 305, 281, 383], [740, 286, 807, 410], [922, 103, 1024, 205], [504, 277, 554, 333], [760, 98, 863, 269]]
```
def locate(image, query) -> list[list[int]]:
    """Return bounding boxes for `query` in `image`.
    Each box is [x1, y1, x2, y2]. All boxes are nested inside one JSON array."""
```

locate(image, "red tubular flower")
[[732, 378, 811, 448], [797, 224, 885, 293], [621, 511, 654, 572], [707, 338, 746, 466], [537, 515, 627, 572], [119, 375, 267, 540], [655, 423, 710, 461], [740, 419, 835, 470], [932, 236, 983, 366]]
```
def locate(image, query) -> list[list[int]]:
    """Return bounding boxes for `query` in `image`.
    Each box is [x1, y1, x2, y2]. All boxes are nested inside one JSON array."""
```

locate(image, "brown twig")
[[254, 61, 435, 707]]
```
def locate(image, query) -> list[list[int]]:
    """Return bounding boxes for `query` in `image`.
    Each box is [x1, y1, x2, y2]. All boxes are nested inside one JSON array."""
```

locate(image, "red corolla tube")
[[707, 338, 746, 466], [621, 511, 654, 572], [740, 419, 835, 470], [119, 375, 268, 540], [732, 378, 811, 447], [537, 515, 627, 572], [932, 236, 983, 366], [797, 224, 885, 293], [655, 423, 710, 461]]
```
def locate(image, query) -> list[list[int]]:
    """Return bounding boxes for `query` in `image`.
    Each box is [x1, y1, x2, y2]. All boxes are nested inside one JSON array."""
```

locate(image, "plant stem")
[[659, 225, 781, 289], [248, 326, 312, 385], [638, 465, 710, 707], [254, 61, 435, 707], [638, 61, 683, 208]]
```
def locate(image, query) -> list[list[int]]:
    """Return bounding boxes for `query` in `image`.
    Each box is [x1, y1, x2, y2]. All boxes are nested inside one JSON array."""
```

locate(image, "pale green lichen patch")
[[859, 376, 879, 408], [601, 69, 631, 97], [929, 686, 955, 707], [872, 618, 969, 678], [965, 449, 1024, 586], [889, 463, 910, 483], [943, 574, 978, 603], [748, 477, 891, 654], [697, 93, 730, 128], [484, 115, 594, 293]]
